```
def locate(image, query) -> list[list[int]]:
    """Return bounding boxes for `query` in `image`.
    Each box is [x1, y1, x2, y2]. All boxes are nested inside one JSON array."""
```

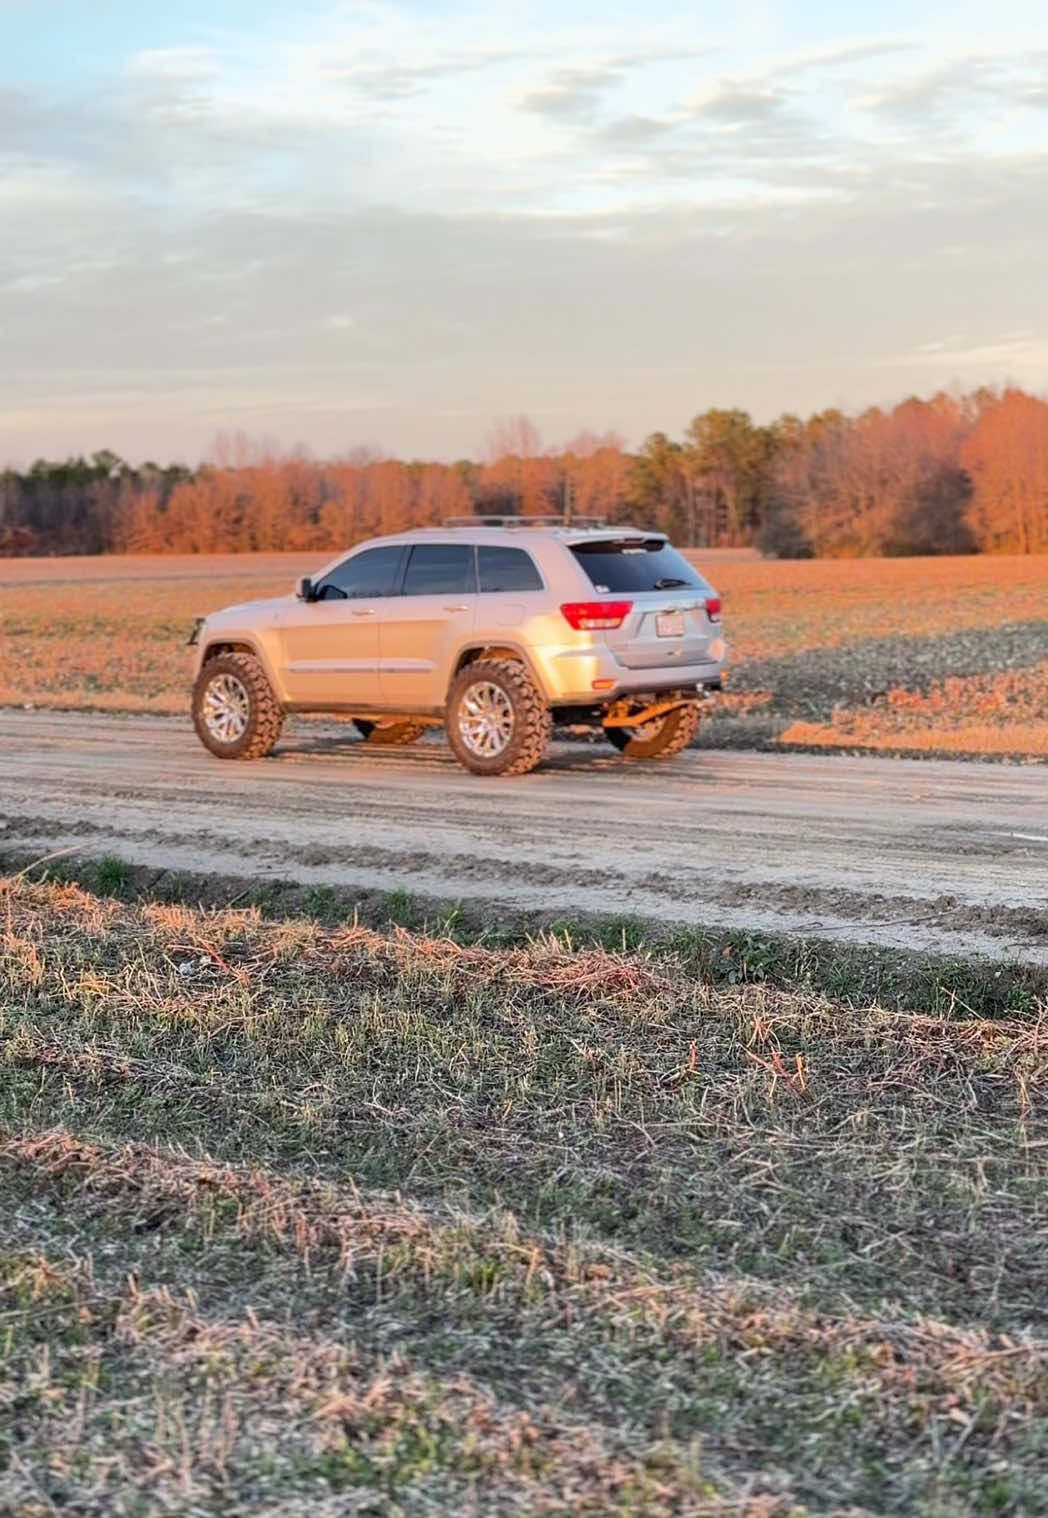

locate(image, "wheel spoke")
[[202, 673, 250, 744], [457, 681, 514, 758]]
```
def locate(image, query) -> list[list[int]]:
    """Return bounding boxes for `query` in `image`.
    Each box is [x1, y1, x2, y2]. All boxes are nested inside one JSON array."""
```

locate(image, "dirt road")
[[2, 710, 1045, 961]]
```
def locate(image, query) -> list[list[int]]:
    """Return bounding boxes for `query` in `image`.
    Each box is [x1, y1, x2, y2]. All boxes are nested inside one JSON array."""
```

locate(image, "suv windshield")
[[571, 538, 706, 595]]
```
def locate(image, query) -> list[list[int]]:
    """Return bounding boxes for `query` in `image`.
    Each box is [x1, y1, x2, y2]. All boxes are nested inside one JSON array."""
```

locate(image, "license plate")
[[655, 611, 685, 638]]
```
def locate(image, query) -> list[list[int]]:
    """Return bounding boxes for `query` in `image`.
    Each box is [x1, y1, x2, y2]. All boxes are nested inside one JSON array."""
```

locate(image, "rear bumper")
[[537, 645, 725, 706]]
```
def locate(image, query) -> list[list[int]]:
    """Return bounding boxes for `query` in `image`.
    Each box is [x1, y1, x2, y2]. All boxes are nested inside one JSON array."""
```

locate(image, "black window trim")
[[313, 537, 551, 600]]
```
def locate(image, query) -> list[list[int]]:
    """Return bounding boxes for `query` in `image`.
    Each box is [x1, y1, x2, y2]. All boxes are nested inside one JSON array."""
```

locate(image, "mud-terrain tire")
[[354, 719, 427, 746], [192, 652, 284, 760], [445, 658, 552, 777], [605, 702, 702, 760]]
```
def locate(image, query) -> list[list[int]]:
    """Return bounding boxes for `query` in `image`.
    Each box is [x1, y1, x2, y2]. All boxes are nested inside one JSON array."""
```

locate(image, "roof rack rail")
[[442, 514, 609, 529]]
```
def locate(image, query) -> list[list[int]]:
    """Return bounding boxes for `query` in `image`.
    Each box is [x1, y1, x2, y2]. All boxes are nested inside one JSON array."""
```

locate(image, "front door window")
[[280, 546, 405, 706]]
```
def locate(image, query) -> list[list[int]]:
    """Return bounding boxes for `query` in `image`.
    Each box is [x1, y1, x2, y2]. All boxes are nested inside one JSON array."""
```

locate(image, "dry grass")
[[2, 551, 1046, 758], [0, 552, 321, 584], [714, 554, 1048, 662], [2, 874, 1048, 1513], [710, 558, 1048, 758], [780, 662, 1048, 758]]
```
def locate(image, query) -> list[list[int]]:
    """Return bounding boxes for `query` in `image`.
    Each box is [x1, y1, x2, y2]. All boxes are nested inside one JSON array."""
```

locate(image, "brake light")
[[705, 596, 722, 622], [560, 600, 633, 631]]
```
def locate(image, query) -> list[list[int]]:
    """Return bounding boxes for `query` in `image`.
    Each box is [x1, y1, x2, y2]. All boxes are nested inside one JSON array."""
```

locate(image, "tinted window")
[[571, 539, 706, 594], [478, 546, 544, 593], [402, 544, 476, 596], [314, 545, 403, 600]]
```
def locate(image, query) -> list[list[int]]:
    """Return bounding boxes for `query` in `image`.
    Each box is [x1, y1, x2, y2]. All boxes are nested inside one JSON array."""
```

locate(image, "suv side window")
[[401, 544, 476, 596], [314, 545, 403, 600], [477, 546, 544, 592]]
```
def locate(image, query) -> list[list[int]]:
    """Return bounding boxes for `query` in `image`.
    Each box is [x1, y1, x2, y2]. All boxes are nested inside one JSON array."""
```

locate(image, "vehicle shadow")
[[274, 725, 631, 773]]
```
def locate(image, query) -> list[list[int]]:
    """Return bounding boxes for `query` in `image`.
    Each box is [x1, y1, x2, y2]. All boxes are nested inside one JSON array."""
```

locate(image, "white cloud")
[[687, 82, 786, 122], [2, 6, 1048, 461], [518, 65, 623, 119], [758, 36, 916, 77]]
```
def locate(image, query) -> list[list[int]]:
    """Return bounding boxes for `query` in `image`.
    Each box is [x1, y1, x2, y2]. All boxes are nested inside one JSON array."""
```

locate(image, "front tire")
[[192, 652, 284, 760], [605, 702, 702, 760], [354, 719, 427, 746], [445, 659, 551, 776]]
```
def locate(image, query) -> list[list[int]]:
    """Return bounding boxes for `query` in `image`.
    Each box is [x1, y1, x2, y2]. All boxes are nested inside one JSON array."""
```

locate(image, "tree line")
[[2, 387, 1047, 558]]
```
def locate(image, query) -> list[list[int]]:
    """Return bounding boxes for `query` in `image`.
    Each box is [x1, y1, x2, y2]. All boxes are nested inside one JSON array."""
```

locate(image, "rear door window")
[[401, 544, 477, 596], [314, 545, 404, 600], [570, 539, 706, 594], [477, 546, 544, 592]]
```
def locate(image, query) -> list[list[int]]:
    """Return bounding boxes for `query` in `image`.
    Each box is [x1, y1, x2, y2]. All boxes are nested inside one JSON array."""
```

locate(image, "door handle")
[[351, 607, 375, 617], [443, 604, 469, 613]]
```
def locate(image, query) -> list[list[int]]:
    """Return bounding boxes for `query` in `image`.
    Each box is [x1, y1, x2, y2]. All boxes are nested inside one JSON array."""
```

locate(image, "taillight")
[[560, 600, 633, 631], [705, 596, 722, 622]]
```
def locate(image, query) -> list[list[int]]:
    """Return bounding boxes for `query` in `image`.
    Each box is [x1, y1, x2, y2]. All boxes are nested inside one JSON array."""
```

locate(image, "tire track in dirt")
[[1, 710, 1046, 962]]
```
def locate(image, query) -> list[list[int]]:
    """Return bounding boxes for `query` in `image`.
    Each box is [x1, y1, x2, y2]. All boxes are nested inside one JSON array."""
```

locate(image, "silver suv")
[[189, 519, 725, 776]]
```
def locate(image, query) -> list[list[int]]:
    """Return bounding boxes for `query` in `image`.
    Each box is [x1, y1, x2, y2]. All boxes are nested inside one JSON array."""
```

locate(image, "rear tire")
[[605, 702, 701, 760], [354, 719, 427, 746], [192, 652, 284, 760], [445, 658, 551, 776]]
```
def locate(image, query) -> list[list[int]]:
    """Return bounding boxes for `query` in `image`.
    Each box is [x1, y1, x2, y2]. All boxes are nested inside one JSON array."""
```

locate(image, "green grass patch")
[[2, 873, 1047, 1512], [4, 848, 1043, 1019]]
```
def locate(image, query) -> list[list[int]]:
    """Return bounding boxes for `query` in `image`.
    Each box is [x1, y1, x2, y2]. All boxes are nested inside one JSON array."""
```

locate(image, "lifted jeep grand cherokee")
[[189, 519, 725, 777]]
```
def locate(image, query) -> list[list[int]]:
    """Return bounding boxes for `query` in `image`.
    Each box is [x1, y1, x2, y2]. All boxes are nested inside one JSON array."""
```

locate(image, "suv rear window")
[[478, 546, 544, 592], [571, 538, 706, 594]]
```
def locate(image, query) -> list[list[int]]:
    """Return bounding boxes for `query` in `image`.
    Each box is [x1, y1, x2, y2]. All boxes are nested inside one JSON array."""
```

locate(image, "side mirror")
[[296, 576, 313, 602]]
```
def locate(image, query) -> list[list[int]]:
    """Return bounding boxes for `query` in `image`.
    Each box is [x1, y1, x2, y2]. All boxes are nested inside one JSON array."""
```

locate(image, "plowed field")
[[2, 551, 1046, 757]]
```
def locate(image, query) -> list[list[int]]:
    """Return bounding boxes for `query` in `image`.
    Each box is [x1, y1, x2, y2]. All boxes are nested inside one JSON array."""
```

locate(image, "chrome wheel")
[[457, 680, 515, 759], [202, 672, 250, 744]]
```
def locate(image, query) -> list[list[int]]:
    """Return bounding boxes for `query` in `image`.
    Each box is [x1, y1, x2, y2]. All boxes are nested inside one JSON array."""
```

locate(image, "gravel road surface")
[[2, 710, 1045, 961]]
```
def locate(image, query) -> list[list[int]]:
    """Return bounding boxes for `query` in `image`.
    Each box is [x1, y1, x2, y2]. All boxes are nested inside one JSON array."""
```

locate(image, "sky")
[[2, 0, 1048, 465]]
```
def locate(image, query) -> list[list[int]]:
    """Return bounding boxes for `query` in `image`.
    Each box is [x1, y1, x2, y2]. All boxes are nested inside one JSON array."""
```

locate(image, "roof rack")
[[442, 514, 610, 530]]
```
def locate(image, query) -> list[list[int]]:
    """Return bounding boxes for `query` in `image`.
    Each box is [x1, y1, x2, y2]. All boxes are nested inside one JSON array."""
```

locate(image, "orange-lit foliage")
[[962, 389, 1048, 555], [5, 388, 1048, 559], [769, 395, 971, 557]]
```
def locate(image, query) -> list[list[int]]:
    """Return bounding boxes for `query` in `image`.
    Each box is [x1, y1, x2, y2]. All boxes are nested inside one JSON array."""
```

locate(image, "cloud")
[[688, 82, 786, 123], [317, 47, 528, 101], [765, 37, 916, 77], [596, 113, 673, 146], [859, 57, 994, 119], [4, 136, 1048, 463], [3, 8, 1048, 463], [517, 65, 622, 120], [858, 49, 1048, 124]]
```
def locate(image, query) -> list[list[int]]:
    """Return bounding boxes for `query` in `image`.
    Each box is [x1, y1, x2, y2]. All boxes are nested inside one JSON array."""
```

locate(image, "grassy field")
[[3, 871, 1048, 1515], [1, 551, 1046, 757]]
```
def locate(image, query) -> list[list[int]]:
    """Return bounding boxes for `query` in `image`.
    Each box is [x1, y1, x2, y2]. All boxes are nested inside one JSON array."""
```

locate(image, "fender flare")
[[447, 641, 551, 703], [198, 636, 286, 705]]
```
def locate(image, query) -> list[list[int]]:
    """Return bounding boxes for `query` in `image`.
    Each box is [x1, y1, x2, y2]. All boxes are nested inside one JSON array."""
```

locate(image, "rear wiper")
[[653, 577, 689, 589]]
